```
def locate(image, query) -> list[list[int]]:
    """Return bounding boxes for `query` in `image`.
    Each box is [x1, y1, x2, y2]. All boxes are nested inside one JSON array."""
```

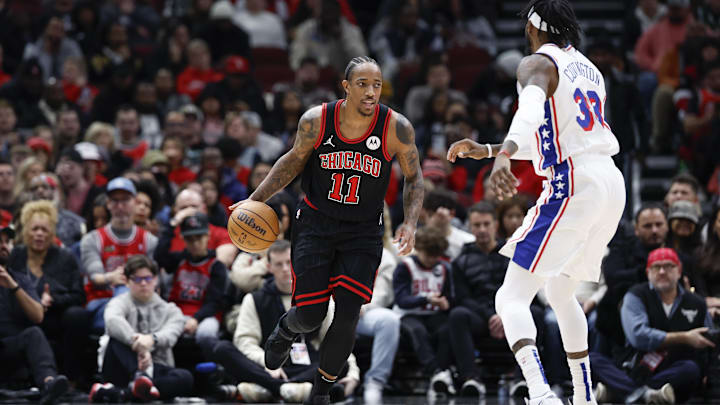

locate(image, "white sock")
[[567, 356, 595, 404], [515, 345, 550, 398]]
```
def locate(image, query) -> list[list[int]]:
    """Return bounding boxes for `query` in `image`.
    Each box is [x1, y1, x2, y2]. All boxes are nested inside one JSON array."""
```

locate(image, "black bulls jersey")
[[300, 99, 393, 222]]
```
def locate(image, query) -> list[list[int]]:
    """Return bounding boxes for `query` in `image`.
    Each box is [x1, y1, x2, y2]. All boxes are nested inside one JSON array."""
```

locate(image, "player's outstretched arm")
[[446, 139, 504, 162], [230, 106, 322, 208], [389, 113, 424, 256]]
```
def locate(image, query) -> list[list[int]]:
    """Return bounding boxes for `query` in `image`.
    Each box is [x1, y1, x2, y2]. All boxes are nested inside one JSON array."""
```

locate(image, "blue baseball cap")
[[106, 177, 137, 196]]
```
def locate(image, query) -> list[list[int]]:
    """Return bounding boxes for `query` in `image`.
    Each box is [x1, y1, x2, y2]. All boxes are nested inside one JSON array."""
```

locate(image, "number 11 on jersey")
[[328, 173, 361, 204]]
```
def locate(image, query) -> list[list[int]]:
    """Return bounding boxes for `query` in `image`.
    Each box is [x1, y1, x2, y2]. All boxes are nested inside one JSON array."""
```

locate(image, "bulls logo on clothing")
[[366, 136, 381, 151], [681, 308, 698, 323]]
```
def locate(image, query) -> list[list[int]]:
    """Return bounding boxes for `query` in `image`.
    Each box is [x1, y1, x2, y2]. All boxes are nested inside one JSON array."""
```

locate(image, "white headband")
[[528, 7, 560, 34]]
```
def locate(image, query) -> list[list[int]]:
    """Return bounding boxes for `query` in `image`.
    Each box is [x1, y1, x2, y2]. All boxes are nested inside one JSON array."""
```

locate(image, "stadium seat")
[[447, 45, 492, 69], [254, 65, 295, 92], [251, 47, 289, 67]]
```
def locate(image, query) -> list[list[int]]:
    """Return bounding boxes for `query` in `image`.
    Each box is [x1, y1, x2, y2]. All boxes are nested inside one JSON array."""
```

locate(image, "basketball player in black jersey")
[[229, 56, 424, 404]]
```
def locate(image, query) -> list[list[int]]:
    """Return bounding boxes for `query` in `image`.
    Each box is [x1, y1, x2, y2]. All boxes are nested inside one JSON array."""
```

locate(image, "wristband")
[[497, 150, 511, 159], [9, 285, 20, 294], [485, 144, 492, 158]]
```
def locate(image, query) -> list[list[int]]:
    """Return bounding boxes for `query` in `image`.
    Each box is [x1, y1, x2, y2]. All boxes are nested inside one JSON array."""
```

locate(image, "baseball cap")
[[59, 147, 84, 165], [141, 150, 170, 169], [74, 142, 103, 161], [180, 213, 209, 237], [209, 0, 233, 20], [27, 137, 52, 155], [180, 104, 205, 121], [0, 226, 15, 239], [667, 200, 700, 224], [225, 56, 250, 75], [646, 247, 681, 272], [107, 177, 137, 196]]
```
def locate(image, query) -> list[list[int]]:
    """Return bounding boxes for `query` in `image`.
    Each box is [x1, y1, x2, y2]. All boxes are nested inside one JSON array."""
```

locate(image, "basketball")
[[227, 201, 280, 253]]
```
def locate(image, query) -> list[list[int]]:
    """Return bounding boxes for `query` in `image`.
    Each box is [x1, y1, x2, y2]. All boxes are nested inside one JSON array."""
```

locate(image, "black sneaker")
[[89, 383, 126, 403], [40, 375, 69, 405], [303, 394, 330, 405], [264, 314, 297, 370], [460, 378, 486, 397], [329, 383, 346, 403]]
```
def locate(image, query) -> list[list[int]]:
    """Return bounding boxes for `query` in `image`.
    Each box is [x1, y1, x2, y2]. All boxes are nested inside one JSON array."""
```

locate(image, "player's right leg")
[[265, 205, 334, 370], [495, 262, 563, 404], [545, 275, 597, 405]]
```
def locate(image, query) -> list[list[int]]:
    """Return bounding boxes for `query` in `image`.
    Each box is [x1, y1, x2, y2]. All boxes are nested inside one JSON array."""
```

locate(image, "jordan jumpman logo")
[[323, 135, 336, 148]]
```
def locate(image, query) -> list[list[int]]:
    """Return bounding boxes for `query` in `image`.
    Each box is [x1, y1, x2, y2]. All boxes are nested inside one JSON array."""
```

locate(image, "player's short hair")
[[124, 254, 158, 278], [414, 226, 449, 257], [344, 56, 380, 81], [468, 201, 497, 220], [669, 173, 700, 196], [521, 0, 582, 48], [634, 202, 667, 224], [267, 240, 291, 263]]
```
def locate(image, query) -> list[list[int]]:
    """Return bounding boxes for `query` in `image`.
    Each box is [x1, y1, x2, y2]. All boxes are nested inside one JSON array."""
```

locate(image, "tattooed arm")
[[388, 112, 424, 255], [230, 106, 322, 207]]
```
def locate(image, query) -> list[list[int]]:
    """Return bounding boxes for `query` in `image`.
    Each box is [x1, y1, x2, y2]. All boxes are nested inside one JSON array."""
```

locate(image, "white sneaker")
[[644, 383, 675, 405], [525, 390, 565, 405], [236, 382, 273, 403], [280, 382, 313, 403], [430, 369, 456, 395], [363, 379, 383, 404]]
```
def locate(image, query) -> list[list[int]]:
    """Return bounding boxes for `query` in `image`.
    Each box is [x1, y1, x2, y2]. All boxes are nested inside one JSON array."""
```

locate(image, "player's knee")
[[495, 284, 510, 316], [544, 279, 576, 308], [295, 305, 327, 332]]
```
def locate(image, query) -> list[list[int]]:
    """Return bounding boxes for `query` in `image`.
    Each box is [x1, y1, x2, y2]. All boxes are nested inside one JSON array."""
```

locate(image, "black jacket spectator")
[[451, 240, 507, 320]]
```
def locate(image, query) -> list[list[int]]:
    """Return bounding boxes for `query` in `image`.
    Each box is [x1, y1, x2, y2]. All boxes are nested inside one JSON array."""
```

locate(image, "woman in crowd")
[[495, 194, 529, 240], [9, 201, 88, 385]]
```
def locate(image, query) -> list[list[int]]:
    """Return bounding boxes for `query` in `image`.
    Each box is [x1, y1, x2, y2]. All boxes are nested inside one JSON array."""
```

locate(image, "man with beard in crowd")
[[596, 203, 670, 350]]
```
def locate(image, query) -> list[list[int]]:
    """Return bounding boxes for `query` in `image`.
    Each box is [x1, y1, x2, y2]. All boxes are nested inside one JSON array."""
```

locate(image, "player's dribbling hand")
[[393, 223, 416, 256], [446, 139, 489, 162], [490, 154, 518, 200], [229, 199, 250, 211]]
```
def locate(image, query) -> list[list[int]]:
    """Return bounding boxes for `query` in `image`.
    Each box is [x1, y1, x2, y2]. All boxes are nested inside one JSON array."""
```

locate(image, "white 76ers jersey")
[[514, 43, 620, 177]]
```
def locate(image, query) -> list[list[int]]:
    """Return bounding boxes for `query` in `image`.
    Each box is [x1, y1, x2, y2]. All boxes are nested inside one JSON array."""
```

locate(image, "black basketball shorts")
[[290, 198, 383, 307]]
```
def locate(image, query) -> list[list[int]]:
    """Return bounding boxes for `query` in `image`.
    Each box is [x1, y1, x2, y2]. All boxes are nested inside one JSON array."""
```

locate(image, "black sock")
[[309, 370, 336, 397]]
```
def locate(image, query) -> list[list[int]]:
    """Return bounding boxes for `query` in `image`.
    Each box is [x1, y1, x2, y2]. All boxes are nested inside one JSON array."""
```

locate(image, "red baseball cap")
[[646, 247, 681, 273], [27, 137, 52, 154], [225, 56, 250, 75]]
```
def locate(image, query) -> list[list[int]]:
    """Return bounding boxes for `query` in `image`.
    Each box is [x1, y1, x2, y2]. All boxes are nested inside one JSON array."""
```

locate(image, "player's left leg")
[[545, 274, 596, 405], [306, 288, 365, 404]]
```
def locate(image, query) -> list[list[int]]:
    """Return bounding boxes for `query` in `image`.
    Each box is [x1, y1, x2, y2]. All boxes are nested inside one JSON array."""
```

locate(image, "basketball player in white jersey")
[[448, 1, 625, 404]]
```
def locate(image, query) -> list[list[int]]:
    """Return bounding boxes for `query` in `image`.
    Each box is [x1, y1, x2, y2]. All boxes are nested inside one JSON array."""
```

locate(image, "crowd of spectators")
[[0, 0, 720, 403]]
